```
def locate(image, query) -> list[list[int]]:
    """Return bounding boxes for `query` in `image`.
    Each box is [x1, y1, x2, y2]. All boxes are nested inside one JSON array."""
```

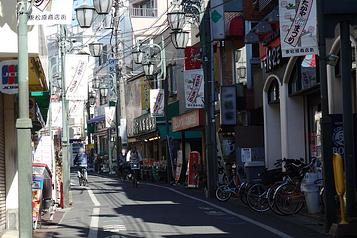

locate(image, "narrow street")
[[34, 174, 331, 238]]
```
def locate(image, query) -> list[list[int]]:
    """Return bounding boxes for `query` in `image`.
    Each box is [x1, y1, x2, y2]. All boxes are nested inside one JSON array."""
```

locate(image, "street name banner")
[[28, 0, 73, 25], [105, 107, 116, 128], [150, 89, 164, 117], [210, 0, 225, 40], [279, 0, 318, 57], [68, 101, 84, 118], [65, 55, 89, 101], [184, 69, 204, 109], [0, 60, 18, 94]]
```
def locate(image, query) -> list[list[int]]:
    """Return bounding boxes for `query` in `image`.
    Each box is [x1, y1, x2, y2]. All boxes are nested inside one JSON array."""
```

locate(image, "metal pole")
[[60, 25, 70, 208], [317, 0, 338, 230], [340, 20, 356, 217], [16, 1, 33, 237], [201, 2, 217, 198], [114, 1, 121, 162], [164, 74, 171, 183], [108, 128, 112, 173]]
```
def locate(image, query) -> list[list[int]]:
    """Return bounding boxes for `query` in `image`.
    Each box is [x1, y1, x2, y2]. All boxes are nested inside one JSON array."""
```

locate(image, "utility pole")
[[60, 25, 70, 208], [201, 1, 217, 198], [114, 1, 121, 163], [316, 0, 337, 230], [17, 0, 33, 237]]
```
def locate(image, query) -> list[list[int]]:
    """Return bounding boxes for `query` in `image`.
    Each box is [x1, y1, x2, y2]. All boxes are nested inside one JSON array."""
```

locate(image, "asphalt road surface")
[[40, 174, 331, 238]]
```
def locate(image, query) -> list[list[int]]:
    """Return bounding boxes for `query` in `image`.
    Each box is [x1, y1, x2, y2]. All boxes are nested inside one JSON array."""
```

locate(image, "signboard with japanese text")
[[150, 89, 164, 117], [65, 55, 89, 101], [105, 107, 116, 128], [279, 0, 318, 57], [184, 69, 204, 109], [220, 86, 237, 126], [28, 0, 73, 25], [141, 80, 150, 111], [50, 102, 62, 128], [0, 60, 18, 94], [133, 113, 156, 136], [184, 44, 202, 70], [33, 136, 53, 170]]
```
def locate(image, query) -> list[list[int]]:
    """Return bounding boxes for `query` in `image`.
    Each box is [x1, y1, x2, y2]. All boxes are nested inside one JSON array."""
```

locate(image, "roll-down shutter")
[[0, 94, 6, 231]]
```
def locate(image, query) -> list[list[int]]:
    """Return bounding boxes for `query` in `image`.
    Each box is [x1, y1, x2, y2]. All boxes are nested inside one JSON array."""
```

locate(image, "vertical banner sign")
[[210, 0, 225, 40], [216, 133, 228, 185], [28, 0, 73, 25], [150, 89, 164, 117], [184, 69, 205, 108], [175, 150, 183, 183], [68, 101, 84, 118], [220, 86, 237, 125], [33, 136, 53, 170], [65, 55, 89, 101], [279, 0, 318, 57], [105, 107, 116, 128], [141, 80, 150, 111], [184, 44, 202, 70], [167, 136, 176, 179], [51, 102, 62, 128], [0, 60, 18, 94]]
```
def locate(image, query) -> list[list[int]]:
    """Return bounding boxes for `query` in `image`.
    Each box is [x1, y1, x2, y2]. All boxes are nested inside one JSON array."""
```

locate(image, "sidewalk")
[[32, 208, 67, 238]]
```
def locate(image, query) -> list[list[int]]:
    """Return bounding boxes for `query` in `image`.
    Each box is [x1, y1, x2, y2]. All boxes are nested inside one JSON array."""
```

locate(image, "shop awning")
[[88, 115, 105, 124], [158, 124, 202, 140], [29, 57, 48, 92]]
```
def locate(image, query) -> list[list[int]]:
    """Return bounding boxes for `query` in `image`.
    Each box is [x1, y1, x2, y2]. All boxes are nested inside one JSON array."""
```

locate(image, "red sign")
[[187, 151, 201, 188], [172, 109, 205, 132], [184, 43, 202, 70]]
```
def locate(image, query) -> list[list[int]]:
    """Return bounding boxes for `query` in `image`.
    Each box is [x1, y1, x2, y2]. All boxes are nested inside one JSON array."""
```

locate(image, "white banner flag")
[[105, 107, 116, 128], [33, 136, 53, 171], [65, 55, 89, 101], [150, 89, 164, 117], [184, 69, 204, 109], [51, 101, 62, 128], [68, 101, 84, 118], [28, 0, 73, 25], [279, 0, 318, 57]]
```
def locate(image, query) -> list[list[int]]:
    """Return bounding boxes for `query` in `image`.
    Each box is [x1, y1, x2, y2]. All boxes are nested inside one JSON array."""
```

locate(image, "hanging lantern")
[[143, 62, 155, 76], [167, 10, 186, 31], [100, 87, 109, 97], [93, 0, 113, 14], [171, 31, 189, 49], [75, 4, 96, 28], [132, 47, 143, 64], [89, 92, 96, 105], [89, 42, 103, 57]]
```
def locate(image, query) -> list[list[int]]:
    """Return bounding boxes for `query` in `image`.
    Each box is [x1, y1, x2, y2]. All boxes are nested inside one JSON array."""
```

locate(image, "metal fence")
[[130, 8, 158, 17]]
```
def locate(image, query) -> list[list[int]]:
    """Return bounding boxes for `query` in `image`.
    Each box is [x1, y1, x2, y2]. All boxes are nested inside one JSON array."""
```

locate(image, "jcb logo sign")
[[0, 61, 19, 94]]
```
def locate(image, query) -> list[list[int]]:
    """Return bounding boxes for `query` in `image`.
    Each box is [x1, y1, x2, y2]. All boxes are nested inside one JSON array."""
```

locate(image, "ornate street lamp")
[[237, 66, 247, 79], [100, 87, 109, 98], [167, 10, 186, 31], [93, 0, 113, 14], [75, 4, 96, 28], [143, 62, 155, 77], [92, 77, 101, 89], [171, 30, 189, 49], [89, 42, 103, 57], [132, 47, 143, 64]]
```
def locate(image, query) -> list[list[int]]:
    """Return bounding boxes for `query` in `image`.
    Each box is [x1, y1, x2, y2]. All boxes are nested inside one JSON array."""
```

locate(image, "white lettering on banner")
[[261, 46, 282, 73]]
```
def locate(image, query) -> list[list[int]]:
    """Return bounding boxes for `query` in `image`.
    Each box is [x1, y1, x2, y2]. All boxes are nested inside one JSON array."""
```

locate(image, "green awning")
[[31, 91, 50, 122], [158, 124, 202, 140]]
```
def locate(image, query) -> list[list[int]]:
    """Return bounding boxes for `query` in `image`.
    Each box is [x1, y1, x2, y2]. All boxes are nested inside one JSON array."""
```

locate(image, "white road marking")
[[103, 224, 127, 232], [88, 207, 100, 238], [146, 183, 294, 238], [87, 188, 101, 207]]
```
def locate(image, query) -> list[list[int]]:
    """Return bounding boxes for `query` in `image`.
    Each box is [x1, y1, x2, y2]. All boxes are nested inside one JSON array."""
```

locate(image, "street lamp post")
[[17, 0, 33, 237]]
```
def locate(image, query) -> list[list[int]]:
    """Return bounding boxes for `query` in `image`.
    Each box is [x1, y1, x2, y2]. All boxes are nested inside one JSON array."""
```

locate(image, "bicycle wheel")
[[267, 182, 286, 216], [215, 185, 232, 202], [247, 183, 269, 212], [274, 183, 305, 215], [238, 182, 249, 206]]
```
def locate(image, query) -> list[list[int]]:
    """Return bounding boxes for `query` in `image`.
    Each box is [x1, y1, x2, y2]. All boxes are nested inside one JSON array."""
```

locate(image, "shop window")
[[267, 79, 280, 104], [289, 55, 319, 95]]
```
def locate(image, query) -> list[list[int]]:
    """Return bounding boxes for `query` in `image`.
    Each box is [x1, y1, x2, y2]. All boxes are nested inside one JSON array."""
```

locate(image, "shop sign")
[[0, 60, 18, 94], [184, 44, 202, 70], [141, 80, 150, 111], [28, 0, 73, 25], [133, 114, 156, 136], [210, 0, 225, 40], [220, 86, 237, 126], [150, 89, 164, 117], [65, 54, 89, 101], [261, 45, 282, 73], [172, 110, 204, 132], [279, 0, 318, 57], [184, 69, 205, 109]]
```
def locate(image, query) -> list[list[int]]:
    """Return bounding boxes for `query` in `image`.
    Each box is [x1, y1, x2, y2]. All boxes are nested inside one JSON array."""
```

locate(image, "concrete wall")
[[4, 95, 17, 230]]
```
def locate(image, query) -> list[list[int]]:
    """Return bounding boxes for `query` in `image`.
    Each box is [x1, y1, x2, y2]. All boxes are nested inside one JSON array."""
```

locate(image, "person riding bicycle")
[[127, 147, 142, 181], [74, 147, 88, 183]]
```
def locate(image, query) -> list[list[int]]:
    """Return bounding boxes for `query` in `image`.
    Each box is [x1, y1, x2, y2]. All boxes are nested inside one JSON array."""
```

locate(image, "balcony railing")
[[130, 7, 158, 17]]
